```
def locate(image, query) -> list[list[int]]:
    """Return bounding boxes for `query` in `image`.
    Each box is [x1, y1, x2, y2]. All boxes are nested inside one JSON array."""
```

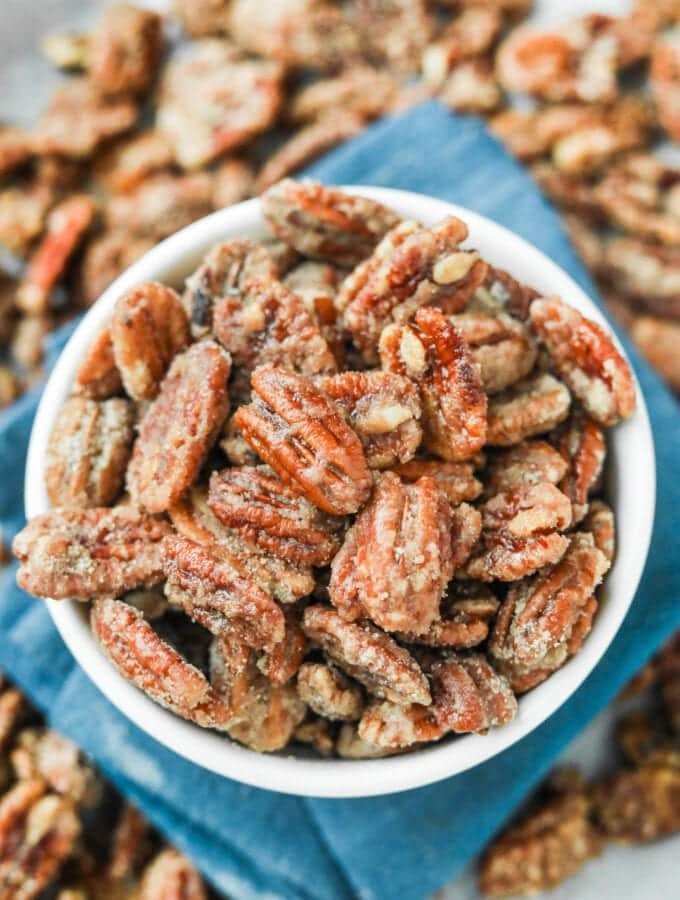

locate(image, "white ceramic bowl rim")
[[25, 187, 656, 798]]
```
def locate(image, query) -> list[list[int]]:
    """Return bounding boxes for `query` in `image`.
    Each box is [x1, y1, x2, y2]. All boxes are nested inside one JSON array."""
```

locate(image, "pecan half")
[[484, 440, 568, 495], [476, 266, 540, 321], [234, 365, 372, 515], [10, 730, 99, 807], [302, 606, 431, 706], [137, 849, 207, 900], [127, 340, 231, 513], [486, 372, 571, 446], [111, 282, 190, 402], [73, 326, 123, 400], [357, 701, 443, 749], [592, 765, 680, 844], [450, 310, 537, 393], [297, 663, 364, 721], [393, 459, 482, 505], [582, 500, 615, 565], [380, 306, 487, 461], [13, 507, 170, 600], [429, 652, 517, 734], [395, 584, 499, 648], [257, 609, 306, 686], [45, 397, 134, 508], [555, 412, 607, 522]]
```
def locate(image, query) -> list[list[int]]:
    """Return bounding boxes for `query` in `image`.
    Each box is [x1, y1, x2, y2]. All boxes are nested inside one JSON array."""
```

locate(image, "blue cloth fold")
[[1, 102, 678, 900]]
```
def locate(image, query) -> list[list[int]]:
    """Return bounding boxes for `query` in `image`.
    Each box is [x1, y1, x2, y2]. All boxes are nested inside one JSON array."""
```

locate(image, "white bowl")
[[25, 187, 655, 798]]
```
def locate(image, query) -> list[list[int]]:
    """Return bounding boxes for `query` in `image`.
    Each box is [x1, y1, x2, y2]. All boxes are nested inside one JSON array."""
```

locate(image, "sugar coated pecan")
[[592, 765, 680, 844], [10, 730, 99, 806], [357, 701, 443, 749], [92, 597, 232, 729], [395, 584, 499, 648], [486, 372, 571, 446], [631, 316, 680, 392], [262, 179, 401, 267], [235, 365, 372, 515], [89, 4, 164, 98], [393, 459, 482, 505], [476, 265, 540, 321], [651, 31, 680, 142], [555, 412, 606, 522], [208, 466, 342, 566], [329, 472, 454, 633], [137, 849, 207, 900], [484, 440, 568, 495], [342, 217, 486, 360], [603, 238, 680, 316], [127, 340, 231, 512], [422, 6, 502, 84], [439, 60, 501, 114], [380, 306, 487, 461], [0, 125, 32, 177], [257, 609, 306, 685], [581, 500, 615, 564], [45, 396, 134, 508], [294, 717, 335, 756], [616, 711, 680, 769], [163, 534, 285, 650], [336, 723, 398, 759], [78, 229, 155, 307], [297, 663, 364, 721], [289, 65, 399, 123], [111, 282, 190, 401], [429, 653, 517, 734], [659, 632, 680, 736], [13, 507, 170, 600], [302, 606, 431, 706], [529, 296, 635, 426], [449, 310, 537, 394], [94, 130, 174, 195], [314, 370, 422, 469], [106, 171, 214, 240], [183, 240, 278, 339]]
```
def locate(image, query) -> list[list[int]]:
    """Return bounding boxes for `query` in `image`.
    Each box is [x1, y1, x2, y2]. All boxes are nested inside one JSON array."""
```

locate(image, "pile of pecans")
[[0, 670, 211, 899], [479, 631, 680, 897], [0, 0, 678, 414], [12, 178, 636, 757]]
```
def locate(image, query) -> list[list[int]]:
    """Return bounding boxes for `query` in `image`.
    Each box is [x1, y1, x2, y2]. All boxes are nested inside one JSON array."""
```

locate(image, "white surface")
[[24, 187, 655, 798]]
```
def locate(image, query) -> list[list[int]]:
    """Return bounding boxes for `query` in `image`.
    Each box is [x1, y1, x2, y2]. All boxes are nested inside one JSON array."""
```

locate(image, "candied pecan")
[[479, 784, 601, 897], [0, 125, 32, 177], [162, 535, 285, 651], [10, 730, 99, 806], [314, 370, 422, 469], [336, 723, 396, 759], [122, 586, 169, 621], [175, 0, 231, 37], [484, 440, 568, 496], [283, 261, 346, 363], [439, 60, 502, 114], [213, 157, 255, 208], [78, 230, 154, 308], [358, 701, 443, 749], [476, 266, 540, 321], [34, 78, 138, 158], [0, 779, 81, 900], [45, 396, 134, 508], [619, 657, 659, 701], [562, 213, 606, 274], [0, 179, 55, 257], [235, 366, 371, 515], [489, 533, 608, 691], [450, 310, 537, 394], [380, 306, 487, 461], [395, 584, 499, 649], [257, 609, 306, 685], [183, 239, 278, 339], [208, 466, 342, 566], [422, 6, 502, 85], [16, 195, 96, 315], [329, 472, 454, 633], [289, 66, 399, 123], [157, 40, 283, 170], [429, 653, 517, 735], [127, 340, 231, 513], [89, 4, 164, 97], [393, 459, 482, 505], [13, 507, 170, 600], [356, 0, 433, 73], [11, 315, 52, 370], [293, 718, 335, 756], [659, 632, 680, 736], [94, 131, 174, 195], [302, 606, 431, 706], [604, 238, 680, 317], [73, 326, 123, 400], [651, 30, 680, 143], [137, 848, 207, 900], [496, 16, 619, 104], [262, 179, 401, 268], [616, 711, 680, 769], [486, 372, 572, 446], [219, 414, 258, 466], [554, 412, 606, 522], [106, 171, 214, 240], [297, 663, 364, 721], [529, 296, 635, 426], [531, 162, 603, 224], [169, 486, 314, 604], [105, 803, 153, 882], [256, 112, 364, 192], [111, 283, 190, 402], [209, 638, 306, 751], [342, 217, 487, 360], [92, 597, 232, 729], [592, 765, 680, 844], [631, 316, 680, 392]]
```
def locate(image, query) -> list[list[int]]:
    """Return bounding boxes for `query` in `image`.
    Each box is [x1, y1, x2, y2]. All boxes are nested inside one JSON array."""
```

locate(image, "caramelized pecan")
[[297, 663, 364, 721], [486, 372, 571, 446]]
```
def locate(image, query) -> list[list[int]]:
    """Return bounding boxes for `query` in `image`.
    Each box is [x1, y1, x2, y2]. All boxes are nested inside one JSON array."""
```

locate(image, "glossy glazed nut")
[[486, 372, 571, 446], [209, 638, 306, 752], [157, 40, 283, 170], [45, 396, 134, 508], [555, 412, 607, 522], [137, 849, 207, 900], [659, 632, 680, 736], [106, 172, 215, 240], [262, 179, 401, 267], [92, 597, 232, 730], [183, 240, 278, 339], [393, 459, 482, 505], [89, 4, 164, 98], [208, 466, 343, 566], [16, 195, 96, 315], [529, 296, 636, 426], [357, 701, 443, 749], [111, 283, 190, 401], [78, 230, 155, 308], [380, 306, 487, 462], [13, 507, 170, 600], [484, 440, 568, 496], [429, 653, 517, 734], [162, 535, 285, 651], [592, 765, 680, 844], [329, 472, 454, 634], [342, 217, 486, 361], [127, 341, 231, 513], [297, 663, 364, 721], [314, 370, 422, 469], [450, 310, 537, 393], [395, 584, 499, 648], [234, 365, 372, 515], [302, 605, 431, 706]]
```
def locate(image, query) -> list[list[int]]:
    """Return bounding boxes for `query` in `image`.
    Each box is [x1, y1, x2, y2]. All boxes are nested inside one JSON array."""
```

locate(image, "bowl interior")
[[25, 187, 656, 798]]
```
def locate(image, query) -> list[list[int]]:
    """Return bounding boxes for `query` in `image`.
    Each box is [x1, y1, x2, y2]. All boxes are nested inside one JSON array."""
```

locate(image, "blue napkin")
[[1, 102, 678, 900]]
